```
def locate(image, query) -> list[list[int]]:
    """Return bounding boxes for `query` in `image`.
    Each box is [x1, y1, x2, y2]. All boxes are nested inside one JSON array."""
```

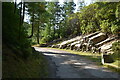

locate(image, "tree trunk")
[[77, 20, 80, 36], [21, 2, 25, 24], [19, 1, 22, 40], [27, 11, 34, 38], [14, 0, 17, 14], [37, 22, 40, 44], [53, 26, 55, 38]]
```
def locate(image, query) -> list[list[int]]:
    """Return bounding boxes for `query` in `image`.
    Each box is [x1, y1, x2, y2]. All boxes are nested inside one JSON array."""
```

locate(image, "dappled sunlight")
[[43, 53, 57, 56], [35, 47, 119, 78], [74, 62, 87, 65], [3, 1, 120, 78]]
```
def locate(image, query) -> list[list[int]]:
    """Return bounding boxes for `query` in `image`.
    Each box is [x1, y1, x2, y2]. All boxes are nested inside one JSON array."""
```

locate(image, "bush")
[[111, 24, 120, 35], [86, 23, 97, 34], [115, 4, 120, 21], [100, 20, 111, 33], [81, 25, 86, 34], [112, 41, 120, 60]]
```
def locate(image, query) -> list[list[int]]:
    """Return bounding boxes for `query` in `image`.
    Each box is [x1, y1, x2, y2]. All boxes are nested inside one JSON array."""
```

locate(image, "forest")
[[2, 1, 120, 78], [22, 2, 120, 44]]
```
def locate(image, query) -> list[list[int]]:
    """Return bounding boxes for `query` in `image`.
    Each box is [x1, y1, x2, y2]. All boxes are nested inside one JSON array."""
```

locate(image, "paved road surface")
[[34, 47, 119, 78]]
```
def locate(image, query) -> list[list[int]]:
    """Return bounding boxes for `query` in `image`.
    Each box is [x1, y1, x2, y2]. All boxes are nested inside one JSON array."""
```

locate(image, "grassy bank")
[[2, 44, 48, 78]]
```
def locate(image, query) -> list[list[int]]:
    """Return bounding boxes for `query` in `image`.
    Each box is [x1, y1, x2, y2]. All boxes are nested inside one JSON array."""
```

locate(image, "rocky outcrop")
[[100, 41, 116, 55], [70, 41, 81, 50], [59, 36, 82, 49], [96, 37, 116, 47], [83, 31, 100, 39], [88, 33, 108, 44], [74, 44, 82, 51], [69, 31, 101, 50], [51, 44, 60, 48], [51, 31, 119, 56], [50, 31, 120, 64]]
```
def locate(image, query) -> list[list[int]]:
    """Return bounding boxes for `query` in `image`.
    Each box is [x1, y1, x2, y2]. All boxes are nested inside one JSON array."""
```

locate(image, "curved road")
[[34, 47, 119, 78]]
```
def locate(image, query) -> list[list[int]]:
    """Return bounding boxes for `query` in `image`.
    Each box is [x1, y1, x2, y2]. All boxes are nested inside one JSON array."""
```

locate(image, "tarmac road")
[[34, 47, 119, 78]]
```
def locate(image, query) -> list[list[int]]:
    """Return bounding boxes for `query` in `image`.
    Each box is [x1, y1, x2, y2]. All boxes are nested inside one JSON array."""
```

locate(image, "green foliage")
[[100, 20, 111, 33], [66, 2, 119, 36], [115, 2, 120, 21], [23, 2, 120, 44], [3, 3, 19, 45], [3, 2, 33, 59], [37, 2, 77, 43], [3, 2, 48, 78], [81, 24, 86, 34], [86, 23, 98, 34], [112, 41, 120, 60], [111, 24, 120, 35]]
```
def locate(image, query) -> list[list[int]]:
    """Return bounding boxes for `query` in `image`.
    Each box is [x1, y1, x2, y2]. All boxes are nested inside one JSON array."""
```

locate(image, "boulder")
[[81, 43, 88, 51], [74, 44, 82, 51], [70, 41, 81, 50], [86, 40, 94, 51], [88, 33, 108, 44], [100, 40, 117, 55], [74, 42, 87, 51], [66, 44, 71, 49], [91, 46, 96, 53], [101, 43, 113, 54], [80, 31, 101, 51], [96, 37, 115, 47], [59, 36, 82, 49], [58, 31, 101, 49], [83, 31, 100, 39], [51, 44, 60, 48]]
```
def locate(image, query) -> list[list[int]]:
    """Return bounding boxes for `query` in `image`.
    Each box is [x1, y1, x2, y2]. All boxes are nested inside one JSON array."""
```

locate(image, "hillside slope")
[[2, 43, 48, 78]]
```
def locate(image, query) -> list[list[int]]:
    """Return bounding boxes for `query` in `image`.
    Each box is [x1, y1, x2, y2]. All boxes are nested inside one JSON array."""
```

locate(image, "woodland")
[[2, 1, 120, 78]]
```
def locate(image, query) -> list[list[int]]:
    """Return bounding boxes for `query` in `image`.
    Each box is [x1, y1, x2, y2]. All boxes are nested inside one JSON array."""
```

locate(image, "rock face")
[[59, 36, 82, 49], [100, 41, 116, 54], [74, 44, 82, 51], [51, 44, 60, 48], [70, 41, 81, 50], [51, 31, 119, 57], [50, 31, 120, 64], [96, 37, 116, 47], [88, 33, 108, 44], [83, 31, 100, 39]]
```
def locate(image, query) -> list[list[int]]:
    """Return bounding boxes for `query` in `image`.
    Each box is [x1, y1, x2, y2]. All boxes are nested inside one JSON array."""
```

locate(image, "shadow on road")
[[34, 47, 119, 78]]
